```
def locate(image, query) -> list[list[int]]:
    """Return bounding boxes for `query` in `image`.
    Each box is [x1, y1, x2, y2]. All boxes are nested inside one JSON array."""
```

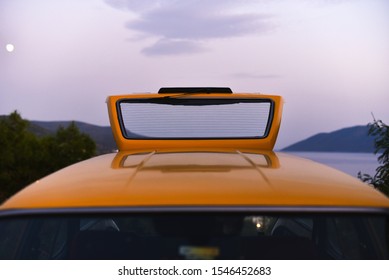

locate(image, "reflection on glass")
[[0, 213, 387, 260]]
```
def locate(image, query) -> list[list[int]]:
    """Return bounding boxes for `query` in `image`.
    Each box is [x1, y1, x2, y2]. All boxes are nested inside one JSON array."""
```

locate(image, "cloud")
[[141, 38, 207, 56], [105, 0, 275, 56], [105, 0, 176, 13], [126, 8, 270, 40]]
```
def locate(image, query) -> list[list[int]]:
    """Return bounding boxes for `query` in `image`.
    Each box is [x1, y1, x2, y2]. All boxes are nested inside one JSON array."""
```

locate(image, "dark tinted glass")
[[0, 213, 387, 259]]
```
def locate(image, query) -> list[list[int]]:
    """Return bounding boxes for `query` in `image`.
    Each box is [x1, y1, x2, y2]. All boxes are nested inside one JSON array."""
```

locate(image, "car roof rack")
[[158, 87, 233, 94]]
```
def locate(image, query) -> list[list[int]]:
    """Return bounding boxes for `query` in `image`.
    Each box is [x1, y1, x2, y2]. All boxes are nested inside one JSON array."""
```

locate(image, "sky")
[[1, 0, 388, 149]]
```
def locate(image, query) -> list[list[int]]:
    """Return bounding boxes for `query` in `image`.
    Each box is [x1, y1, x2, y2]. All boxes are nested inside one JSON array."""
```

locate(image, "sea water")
[[286, 152, 379, 178]]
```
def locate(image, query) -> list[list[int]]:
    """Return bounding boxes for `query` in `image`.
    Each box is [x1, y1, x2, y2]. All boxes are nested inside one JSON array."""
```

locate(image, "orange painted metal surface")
[[2, 91, 388, 211], [1, 151, 389, 210]]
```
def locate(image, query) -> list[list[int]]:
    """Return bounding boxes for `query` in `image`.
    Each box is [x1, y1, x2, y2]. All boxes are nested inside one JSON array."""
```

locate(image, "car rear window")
[[117, 98, 273, 139], [0, 212, 387, 260]]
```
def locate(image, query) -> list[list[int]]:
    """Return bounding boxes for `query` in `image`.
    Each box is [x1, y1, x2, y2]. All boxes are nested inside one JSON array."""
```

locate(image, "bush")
[[0, 112, 96, 202], [358, 119, 389, 196]]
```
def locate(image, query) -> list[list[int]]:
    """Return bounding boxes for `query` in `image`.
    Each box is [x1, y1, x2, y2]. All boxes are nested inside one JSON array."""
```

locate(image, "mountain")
[[31, 120, 117, 154], [282, 125, 375, 153], [13, 117, 377, 154]]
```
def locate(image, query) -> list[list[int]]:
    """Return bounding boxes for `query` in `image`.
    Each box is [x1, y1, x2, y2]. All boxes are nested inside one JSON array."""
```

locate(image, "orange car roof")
[[2, 151, 389, 210]]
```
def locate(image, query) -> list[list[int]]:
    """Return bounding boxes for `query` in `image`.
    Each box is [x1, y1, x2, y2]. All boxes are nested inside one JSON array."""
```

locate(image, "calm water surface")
[[286, 152, 379, 178]]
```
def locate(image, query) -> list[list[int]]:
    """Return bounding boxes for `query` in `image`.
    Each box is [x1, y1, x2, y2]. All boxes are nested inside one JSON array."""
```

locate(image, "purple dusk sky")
[[1, 0, 388, 149]]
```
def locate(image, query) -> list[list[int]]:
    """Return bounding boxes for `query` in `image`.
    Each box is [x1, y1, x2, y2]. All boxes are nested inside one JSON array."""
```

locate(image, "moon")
[[6, 44, 15, 52]]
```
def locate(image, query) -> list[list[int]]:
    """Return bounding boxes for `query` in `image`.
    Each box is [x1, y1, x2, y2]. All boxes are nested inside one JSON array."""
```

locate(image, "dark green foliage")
[[358, 120, 389, 196], [0, 112, 96, 202], [0, 112, 43, 201], [41, 122, 96, 173], [31, 120, 116, 154]]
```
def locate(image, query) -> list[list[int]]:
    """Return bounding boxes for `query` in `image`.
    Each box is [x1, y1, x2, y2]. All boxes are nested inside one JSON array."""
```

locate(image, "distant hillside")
[[31, 121, 116, 154], [282, 125, 375, 153]]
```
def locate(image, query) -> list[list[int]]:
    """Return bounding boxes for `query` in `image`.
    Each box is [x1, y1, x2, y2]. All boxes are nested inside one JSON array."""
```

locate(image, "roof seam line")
[[124, 150, 157, 188], [236, 150, 273, 187]]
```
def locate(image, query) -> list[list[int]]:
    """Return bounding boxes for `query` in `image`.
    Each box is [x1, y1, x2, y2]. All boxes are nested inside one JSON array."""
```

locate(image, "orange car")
[[1, 87, 388, 260]]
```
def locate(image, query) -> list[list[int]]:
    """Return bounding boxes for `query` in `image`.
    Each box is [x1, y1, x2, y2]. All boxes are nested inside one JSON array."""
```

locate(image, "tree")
[[0, 112, 44, 201], [0, 112, 96, 202], [358, 119, 389, 196], [42, 122, 96, 173]]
